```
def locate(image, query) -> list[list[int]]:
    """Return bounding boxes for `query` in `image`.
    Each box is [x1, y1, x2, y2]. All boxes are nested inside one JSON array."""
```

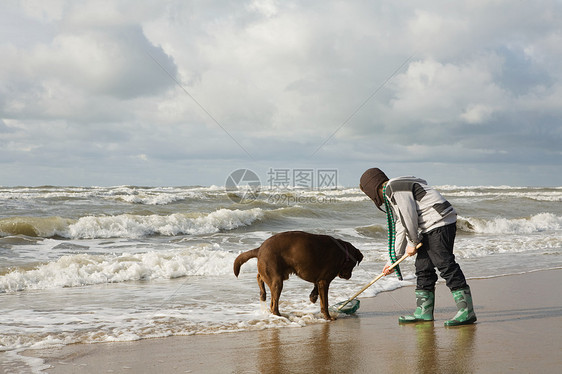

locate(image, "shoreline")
[[23, 268, 562, 373]]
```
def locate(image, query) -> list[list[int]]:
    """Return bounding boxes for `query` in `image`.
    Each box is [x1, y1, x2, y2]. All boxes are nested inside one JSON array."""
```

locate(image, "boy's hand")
[[383, 243, 422, 276], [382, 263, 395, 275], [406, 244, 419, 256]]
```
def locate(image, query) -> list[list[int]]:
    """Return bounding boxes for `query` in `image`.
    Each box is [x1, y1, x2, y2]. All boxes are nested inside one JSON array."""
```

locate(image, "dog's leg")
[[309, 283, 319, 304], [317, 280, 334, 320], [269, 278, 283, 316], [257, 273, 267, 301]]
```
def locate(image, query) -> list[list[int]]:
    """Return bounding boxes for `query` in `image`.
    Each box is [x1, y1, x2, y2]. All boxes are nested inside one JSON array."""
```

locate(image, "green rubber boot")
[[444, 287, 477, 326], [399, 289, 434, 324]]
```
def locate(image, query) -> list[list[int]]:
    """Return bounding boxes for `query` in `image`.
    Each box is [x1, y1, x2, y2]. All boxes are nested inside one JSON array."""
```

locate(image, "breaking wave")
[[0, 244, 240, 292], [457, 213, 561, 234], [0, 208, 264, 239], [437, 185, 562, 202]]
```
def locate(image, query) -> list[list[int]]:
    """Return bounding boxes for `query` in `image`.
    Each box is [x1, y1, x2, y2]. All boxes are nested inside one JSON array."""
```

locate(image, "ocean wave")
[[457, 213, 562, 234], [442, 190, 562, 202], [0, 208, 264, 239], [113, 192, 186, 205], [4, 185, 560, 208], [256, 186, 562, 203], [0, 216, 73, 237], [69, 208, 264, 239], [437, 185, 532, 190], [454, 234, 562, 259], [256, 188, 367, 205], [0, 186, 211, 206], [105, 186, 211, 205], [354, 225, 387, 238], [0, 244, 239, 292]]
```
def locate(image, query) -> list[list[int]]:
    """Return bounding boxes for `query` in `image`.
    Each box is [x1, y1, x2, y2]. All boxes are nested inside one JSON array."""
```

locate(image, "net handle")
[[337, 243, 422, 311]]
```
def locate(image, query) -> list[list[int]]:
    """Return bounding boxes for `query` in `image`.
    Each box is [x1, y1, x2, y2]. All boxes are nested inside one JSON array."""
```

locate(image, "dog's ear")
[[355, 248, 364, 265]]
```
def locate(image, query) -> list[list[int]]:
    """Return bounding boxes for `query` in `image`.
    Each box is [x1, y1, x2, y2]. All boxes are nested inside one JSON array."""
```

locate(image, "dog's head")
[[337, 240, 363, 280]]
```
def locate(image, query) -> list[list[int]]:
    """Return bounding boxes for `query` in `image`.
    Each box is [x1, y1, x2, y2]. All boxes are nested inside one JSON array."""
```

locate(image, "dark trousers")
[[415, 223, 468, 291]]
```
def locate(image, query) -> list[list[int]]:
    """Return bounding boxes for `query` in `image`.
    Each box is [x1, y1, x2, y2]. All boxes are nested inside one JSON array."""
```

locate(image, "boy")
[[359, 168, 476, 326]]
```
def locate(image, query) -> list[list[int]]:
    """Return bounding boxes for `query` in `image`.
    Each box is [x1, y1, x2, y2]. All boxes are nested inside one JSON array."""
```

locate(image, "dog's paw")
[[309, 294, 318, 304]]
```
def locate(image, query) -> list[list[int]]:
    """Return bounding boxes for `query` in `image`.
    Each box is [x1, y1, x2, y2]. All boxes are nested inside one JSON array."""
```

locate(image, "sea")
[[1, 184, 561, 371]]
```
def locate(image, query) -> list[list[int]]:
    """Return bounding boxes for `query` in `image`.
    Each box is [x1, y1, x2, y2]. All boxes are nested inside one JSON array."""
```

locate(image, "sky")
[[1, 0, 561, 187]]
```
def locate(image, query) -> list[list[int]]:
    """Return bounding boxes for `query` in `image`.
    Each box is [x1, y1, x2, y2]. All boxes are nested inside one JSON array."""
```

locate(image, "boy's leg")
[[415, 234, 438, 290], [425, 223, 467, 290], [423, 223, 476, 326], [400, 235, 436, 323]]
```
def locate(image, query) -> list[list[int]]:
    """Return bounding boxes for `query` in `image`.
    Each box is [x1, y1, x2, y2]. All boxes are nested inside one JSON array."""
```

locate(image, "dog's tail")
[[233, 247, 260, 277]]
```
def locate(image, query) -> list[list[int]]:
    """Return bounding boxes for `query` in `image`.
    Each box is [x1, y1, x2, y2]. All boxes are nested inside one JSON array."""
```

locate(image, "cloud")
[[2, 27, 176, 118], [0, 0, 561, 186], [387, 57, 507, 125]]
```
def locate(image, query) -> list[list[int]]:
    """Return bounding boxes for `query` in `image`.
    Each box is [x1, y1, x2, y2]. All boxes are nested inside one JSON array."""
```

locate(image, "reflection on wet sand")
[[257, 318, 362, 374], [406, 322, 476, 374]]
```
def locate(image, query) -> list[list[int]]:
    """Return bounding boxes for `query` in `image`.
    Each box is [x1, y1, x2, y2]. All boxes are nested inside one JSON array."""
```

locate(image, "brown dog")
[[233, 231, 363, 320]]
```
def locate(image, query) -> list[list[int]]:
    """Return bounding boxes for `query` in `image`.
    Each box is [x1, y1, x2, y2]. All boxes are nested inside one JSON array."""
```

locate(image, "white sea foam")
[[0, 208, 265, 239], [436, 185, 556, 190], [454, 233, 562, 258], [0, 302, 333, 352], [443, 190, 562, 202], [0, 186, 212, 206], [0, 244, 241, 292], [1, 350, 49, 374], [0, 262, 410, 352], [117, 192, 184, 205], [458, 213, 561, 234], [69, 208, 263, 239]]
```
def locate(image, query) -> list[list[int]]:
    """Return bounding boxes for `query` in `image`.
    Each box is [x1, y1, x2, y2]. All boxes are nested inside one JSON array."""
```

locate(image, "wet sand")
[[27, 269, 562, 373]]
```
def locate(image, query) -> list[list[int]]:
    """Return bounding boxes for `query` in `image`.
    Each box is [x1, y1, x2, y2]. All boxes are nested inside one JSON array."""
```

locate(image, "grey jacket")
[[384, 176, 457, 259]]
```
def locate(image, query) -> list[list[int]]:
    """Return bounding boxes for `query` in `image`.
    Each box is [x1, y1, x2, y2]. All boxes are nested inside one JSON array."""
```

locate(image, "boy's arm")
[[383, 218, 407, 275], [392, 190, 420, 246], [394, 219, 408, 258]]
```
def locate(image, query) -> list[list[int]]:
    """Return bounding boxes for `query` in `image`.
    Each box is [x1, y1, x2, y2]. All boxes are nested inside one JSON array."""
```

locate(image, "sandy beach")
[[24, 268, 562, 373]]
